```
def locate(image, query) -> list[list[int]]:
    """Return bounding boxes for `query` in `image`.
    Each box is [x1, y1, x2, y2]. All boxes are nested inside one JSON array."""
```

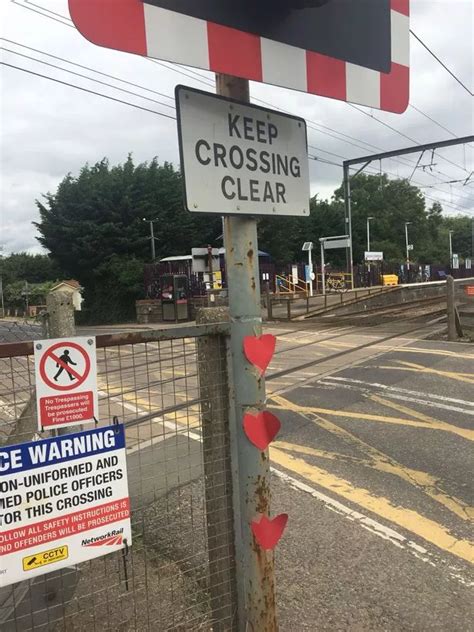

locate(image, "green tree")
[[257, 196, 345, 266], [34, 156, 222, 322], [333, 173, 427, 263], [0, 253, 61, 286], [3, 280, 54, 309], [445, 216, 473, 261]]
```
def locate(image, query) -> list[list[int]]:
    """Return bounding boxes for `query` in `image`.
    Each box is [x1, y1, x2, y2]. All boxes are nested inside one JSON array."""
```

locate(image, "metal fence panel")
[[0, 324, 237, 631]]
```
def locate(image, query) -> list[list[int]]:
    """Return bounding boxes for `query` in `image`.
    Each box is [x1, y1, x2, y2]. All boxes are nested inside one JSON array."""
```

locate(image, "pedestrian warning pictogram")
[[34, 337, 99, 431]]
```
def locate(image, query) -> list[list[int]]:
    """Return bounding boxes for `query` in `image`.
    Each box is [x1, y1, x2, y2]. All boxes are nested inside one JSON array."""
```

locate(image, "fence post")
[[196, 307, 237, 630], [267, 295, 273, 321], [46, 291, 78, 435], [46, 291, 75, 339], [447, 276, 457, 341]]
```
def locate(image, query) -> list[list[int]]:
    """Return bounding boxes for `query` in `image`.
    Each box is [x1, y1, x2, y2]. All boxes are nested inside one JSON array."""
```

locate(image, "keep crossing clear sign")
[[176, 85, 310, 216], [0, 425, 131, 587], [34, 337, 99, 431]]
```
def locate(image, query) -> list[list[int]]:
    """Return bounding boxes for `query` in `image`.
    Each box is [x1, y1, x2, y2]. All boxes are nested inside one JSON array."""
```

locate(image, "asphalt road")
[[1, 316, 473, 630], [90, 317, 473, 630], [265, 325, 473, 631]]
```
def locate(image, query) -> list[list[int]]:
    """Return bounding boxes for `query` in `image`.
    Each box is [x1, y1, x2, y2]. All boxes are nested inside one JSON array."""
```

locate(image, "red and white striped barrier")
[[69, 0, 410, 113]]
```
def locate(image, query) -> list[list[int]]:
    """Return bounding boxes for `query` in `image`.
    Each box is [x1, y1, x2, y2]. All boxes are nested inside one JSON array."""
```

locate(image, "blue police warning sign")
[[0, 425, 131, 587]]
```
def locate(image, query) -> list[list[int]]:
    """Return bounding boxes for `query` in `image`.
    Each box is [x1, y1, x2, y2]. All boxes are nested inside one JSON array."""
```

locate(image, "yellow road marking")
[[270, 394, 474, 442], [383, 360, 474, 385], [270, 447, 474, 564], [99, 380, 200, 428], [160, 368, 188, 377], [274, 439, 473, 522], [369, 395, 440, 424], [387, 347, 474, 360], [277, 336, 322, 345]]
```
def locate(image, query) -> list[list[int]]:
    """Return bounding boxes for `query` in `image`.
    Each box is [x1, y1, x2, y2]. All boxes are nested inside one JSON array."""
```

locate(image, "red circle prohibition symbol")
[[39, 341, 91, 391]]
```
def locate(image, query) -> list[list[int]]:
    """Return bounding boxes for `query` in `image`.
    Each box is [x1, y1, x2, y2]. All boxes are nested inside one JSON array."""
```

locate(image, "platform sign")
[[0, 425, 131, 587], [365, 251, 384, 261], [176, 86, 309, 216], [69, 0, 410, 113], [324, 238, 351, 250], [34, 337, 99, 431]]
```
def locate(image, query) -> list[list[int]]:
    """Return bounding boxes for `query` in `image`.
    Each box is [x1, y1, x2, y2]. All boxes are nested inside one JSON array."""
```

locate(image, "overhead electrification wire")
[[1, 47, 176, 110], [0, 61, 177, 120], [410, 29, 473, 97], [409, 105, 471, 144], [10, 0, 74, 27], [3, 60, 472, 215], [1, 38, 175, 102], [6, 1, 473, 213], [10, 0, 471, 178], [6, 55, 470, 208]]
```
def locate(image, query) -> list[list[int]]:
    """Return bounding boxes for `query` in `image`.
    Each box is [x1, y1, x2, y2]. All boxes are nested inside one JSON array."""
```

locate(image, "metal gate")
[[0, 323, 237, 631]]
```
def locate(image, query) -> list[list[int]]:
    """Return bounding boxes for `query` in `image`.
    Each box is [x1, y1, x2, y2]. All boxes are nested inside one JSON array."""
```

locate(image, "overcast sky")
[[1, 0, 473, 255]]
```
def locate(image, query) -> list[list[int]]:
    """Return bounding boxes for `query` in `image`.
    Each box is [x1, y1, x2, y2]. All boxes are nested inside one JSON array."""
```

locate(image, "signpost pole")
[[308, 246, 313, 297], [217, 73, 277, 631], [343, 165, 355, 290], [321, 241, 326, 296]]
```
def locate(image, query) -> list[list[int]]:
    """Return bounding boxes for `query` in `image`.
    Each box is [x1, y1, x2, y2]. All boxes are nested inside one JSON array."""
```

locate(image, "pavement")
[[1, 315, 473, 630]]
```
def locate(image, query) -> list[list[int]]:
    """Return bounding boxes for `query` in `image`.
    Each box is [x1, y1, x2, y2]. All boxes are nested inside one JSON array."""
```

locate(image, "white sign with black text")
[[176, 86, 309, 216], [365, 251, 384, 261]]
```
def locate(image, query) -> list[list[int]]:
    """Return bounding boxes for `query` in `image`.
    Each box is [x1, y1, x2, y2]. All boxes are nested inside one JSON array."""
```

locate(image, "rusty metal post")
[[196, 307, 237, 630], [447, 276, 457, 341], [218, 74, 277, 631]]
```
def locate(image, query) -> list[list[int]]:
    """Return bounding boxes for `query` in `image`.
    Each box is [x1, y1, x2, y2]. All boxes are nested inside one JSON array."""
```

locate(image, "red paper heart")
[[251, 514, 288, 550], [243, 411, 281, 451], [243, 334, 276, 376]]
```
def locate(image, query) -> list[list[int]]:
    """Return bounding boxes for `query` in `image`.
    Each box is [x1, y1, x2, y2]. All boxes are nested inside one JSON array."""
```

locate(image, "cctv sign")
[[176, 86, 310, 216]]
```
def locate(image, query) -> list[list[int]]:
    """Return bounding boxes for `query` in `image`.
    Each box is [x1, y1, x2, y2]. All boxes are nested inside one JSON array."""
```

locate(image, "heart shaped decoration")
[[243, 411, 281, 451], [251, 514, 288, 550], [243, 334, 276, 376]]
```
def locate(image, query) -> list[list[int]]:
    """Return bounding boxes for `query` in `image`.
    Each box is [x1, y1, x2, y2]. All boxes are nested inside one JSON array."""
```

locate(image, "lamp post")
[[366, 216, 374, 284], [449, 230, 454, 269], [367, 216, 374, 253], [143, 217, 159, 261], [405, 221, 412, 277], [302, 242, 314, 297]]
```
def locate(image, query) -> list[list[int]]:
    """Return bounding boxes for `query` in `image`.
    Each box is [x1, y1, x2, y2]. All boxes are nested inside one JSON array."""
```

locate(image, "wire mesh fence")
[[0, 319, 45, 344], [0, 324, 237, 631], [455, 277, 474, 339]]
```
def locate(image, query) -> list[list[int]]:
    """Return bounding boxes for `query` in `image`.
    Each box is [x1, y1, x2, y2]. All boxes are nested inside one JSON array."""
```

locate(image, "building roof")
[[160, 255, 193, 262], [51, 279, 82, 291]]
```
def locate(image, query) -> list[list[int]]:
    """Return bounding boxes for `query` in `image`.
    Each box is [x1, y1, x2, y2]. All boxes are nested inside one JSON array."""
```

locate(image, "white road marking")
[[98, 389, 201, 453], [0, 396, 16, 419], [101, 386, 473, 586], [272, 468, 473, 587], [322, 377, 474, 414]]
